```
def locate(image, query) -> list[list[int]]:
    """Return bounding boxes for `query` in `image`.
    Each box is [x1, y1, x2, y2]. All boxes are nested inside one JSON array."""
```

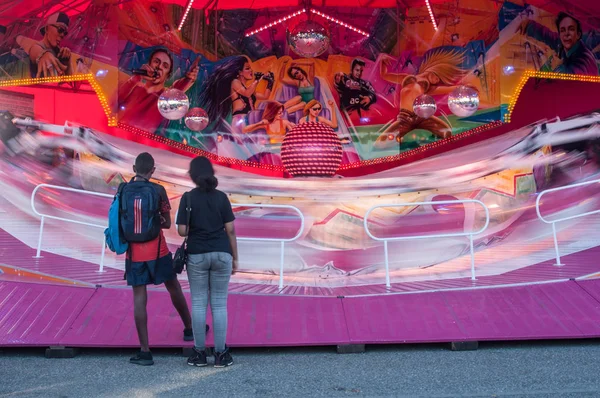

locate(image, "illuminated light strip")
[[0, 73, 117, 127], [425, 0, 438, 31], [245, 9, 306, 37], [0, 74, 91, 87], [310, 9, 369, 37], [177, 0, 196, 31], [504, 70, 600, 123]]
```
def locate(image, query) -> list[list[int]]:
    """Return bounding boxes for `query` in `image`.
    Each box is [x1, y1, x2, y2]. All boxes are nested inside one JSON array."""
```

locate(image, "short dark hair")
[[351, 59, 365, 70], [135, 152, 155, 175], [189, 156, 218, 192], [149, 48, 174, 77], [556, 12, 582, 36]]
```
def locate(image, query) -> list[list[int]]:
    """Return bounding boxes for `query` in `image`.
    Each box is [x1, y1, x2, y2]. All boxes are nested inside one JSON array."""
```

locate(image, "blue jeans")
[[186, 252, 232, 352]]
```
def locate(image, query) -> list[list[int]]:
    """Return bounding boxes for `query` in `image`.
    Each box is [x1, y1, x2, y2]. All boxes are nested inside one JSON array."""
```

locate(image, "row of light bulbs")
[[177, 0, 196, 31], [244, 8, 369, 38], [425, 0, 438, 31], [245, 9, 306, 37]]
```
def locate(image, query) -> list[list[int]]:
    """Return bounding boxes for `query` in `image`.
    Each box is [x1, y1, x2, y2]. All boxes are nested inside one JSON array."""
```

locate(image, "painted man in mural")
[[334, 58, 377, 116], [16, 12, 72, 78], [118, 49, 199, 132], [516, 12, 598, 75], [376, 48, 468, 148]]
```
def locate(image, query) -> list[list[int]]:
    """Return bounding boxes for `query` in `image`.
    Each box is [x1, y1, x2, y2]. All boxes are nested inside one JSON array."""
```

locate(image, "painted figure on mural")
[[118, 49, 199, 131], [280, 65, 316, 114], [16, 12, 72, 78], [334, 58, 377, 116], [516, 12, 599, 75], [199, 55, 275, 135], [243, 101, 295, 144], [376, 48, 469, 147], [299, 99, 338, 129]]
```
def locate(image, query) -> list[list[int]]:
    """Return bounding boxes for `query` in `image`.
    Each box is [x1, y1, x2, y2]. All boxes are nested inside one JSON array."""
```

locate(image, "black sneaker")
[[130, 350, 154, 366], [184, 325, 210, 341], [214, 347, 233, 368], [187, 348, 208, 367]]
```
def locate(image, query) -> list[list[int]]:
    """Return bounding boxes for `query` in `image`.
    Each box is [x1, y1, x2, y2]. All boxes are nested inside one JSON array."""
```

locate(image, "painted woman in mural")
[[243, 101, 295, 144], [280, 65, 315, 114], [118, 49, 199, 132], [299, 99, 338, 129], [516, 12, 598, 75], [16, 12, 72, 78], [375, 48, 468, 147], [199, 55, 274, 135]]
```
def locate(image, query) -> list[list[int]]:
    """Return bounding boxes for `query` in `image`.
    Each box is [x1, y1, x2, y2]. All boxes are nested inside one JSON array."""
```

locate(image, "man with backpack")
[[118, 152, 193, 366]]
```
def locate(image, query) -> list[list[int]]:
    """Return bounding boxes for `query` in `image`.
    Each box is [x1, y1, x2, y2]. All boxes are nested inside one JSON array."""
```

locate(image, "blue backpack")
[[104, 183, 129, 255], [118, 176, 161, 243]]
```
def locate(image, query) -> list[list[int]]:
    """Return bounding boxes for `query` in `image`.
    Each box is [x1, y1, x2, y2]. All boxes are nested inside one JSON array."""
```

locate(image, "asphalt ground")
[[1, 340, 600, 397]]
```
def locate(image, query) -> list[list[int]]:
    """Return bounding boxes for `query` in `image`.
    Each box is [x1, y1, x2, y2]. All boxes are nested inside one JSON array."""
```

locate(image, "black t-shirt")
[[176, 188, 235, 255]]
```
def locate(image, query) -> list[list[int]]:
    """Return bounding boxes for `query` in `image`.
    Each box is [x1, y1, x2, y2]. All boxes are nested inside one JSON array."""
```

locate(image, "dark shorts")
[[125, 253, 176, 287]]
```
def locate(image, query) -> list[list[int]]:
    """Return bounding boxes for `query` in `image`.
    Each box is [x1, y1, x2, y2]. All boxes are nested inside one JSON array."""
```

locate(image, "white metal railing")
[[232, 204, 304, 289], [535, 178, 600, 266], [364, 200, 490, 288], [31, 184, 114, 272], [31, 184, 305, 287]]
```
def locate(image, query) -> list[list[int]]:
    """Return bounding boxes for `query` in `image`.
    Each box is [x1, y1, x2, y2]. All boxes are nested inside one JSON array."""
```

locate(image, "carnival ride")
[[2, 0, 600, 349]]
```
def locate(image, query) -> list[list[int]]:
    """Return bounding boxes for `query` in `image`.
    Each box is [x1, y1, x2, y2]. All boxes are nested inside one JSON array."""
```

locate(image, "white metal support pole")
[[98, 234, 107, 273], [384, 240, 391, 289], [551, 222, 564, 266], [34, 216, 45, 258], [469, 234, 476, 281], [278, 241, 285, 290]]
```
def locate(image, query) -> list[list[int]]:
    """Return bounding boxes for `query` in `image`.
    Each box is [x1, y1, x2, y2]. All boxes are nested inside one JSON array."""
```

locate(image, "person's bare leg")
[[286, 102, 306, 113], [284, 95, 302, 110], [133, 285, 150, 351], [164, 278, 192, 329]]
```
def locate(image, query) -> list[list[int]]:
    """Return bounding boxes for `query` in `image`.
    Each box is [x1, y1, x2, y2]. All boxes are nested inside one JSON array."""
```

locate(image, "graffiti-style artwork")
[[499, 1, 600, 106], [0, 2, 118, 99], [113, 1, 503, 170]]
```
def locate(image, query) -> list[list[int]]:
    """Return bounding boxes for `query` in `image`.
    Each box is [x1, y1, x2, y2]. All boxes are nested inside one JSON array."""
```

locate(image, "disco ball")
[[413, 95, 437, 119], [287, 20, 330, 58], [281, 122, 342, 177], [447, 86, 479, 118], [185, 107, 209, 132], [157, 88, 189, 120]]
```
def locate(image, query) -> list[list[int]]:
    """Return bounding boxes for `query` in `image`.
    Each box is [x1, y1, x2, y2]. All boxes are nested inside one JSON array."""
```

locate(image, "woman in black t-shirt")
[[176, 156, 239, 368]]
